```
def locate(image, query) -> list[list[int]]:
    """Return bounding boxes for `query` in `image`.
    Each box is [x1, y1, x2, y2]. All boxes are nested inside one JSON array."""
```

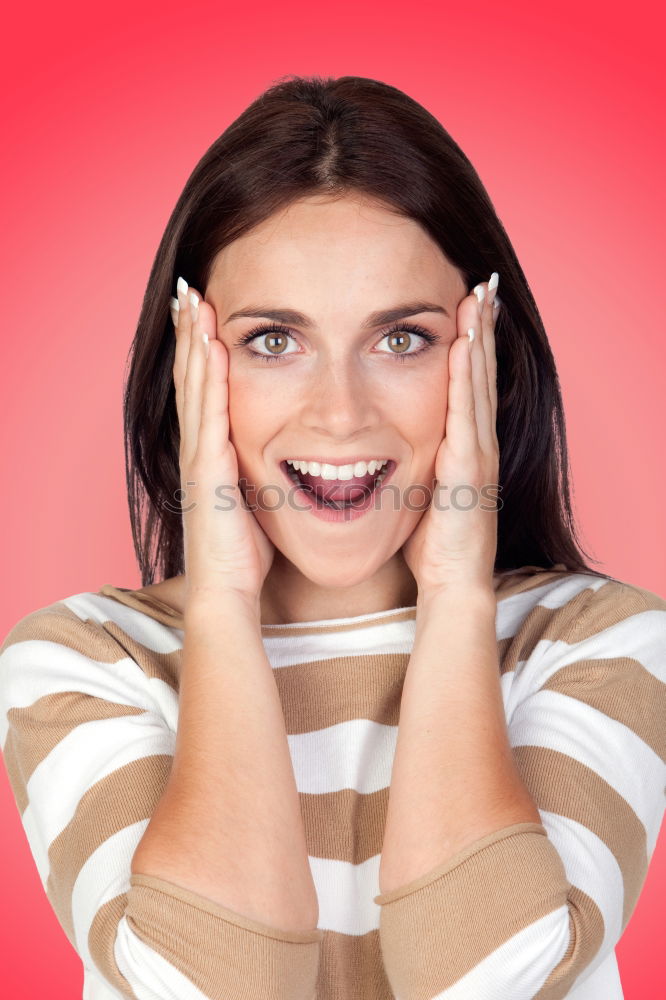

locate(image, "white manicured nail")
[[188, 291, 199, 319], [203, 332, 209, 359], [487, 272, 499, 304], [467, 327, 475, 352], [473, 284, 485, 314]]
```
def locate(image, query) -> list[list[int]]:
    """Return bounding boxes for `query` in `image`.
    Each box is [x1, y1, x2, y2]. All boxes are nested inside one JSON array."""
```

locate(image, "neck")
[[259, 551, 418, 626]]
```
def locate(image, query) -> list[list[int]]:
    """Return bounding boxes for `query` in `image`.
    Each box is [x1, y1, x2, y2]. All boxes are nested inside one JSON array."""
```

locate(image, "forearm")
[[131, 591, 318, 934], [378, 587, 541, 895]]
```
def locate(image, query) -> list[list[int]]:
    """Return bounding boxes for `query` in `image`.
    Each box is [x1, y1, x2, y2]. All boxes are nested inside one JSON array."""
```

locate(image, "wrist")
[[184, 586, 262, 628], [416, 583, 497, 619]]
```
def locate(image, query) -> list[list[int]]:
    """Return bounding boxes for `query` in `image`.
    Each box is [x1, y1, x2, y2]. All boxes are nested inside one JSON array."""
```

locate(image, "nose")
[[299, 360, 382, 439]]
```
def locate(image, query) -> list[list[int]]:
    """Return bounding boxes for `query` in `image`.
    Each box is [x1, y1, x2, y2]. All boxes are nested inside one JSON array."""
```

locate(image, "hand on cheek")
[[401, 274, 501, 599]]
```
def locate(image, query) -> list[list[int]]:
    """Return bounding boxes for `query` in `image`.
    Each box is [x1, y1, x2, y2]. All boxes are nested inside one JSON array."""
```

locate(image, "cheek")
[[226, 374, 263, 447], [398, 367, 448, 449], [226, 371, 287, 458]]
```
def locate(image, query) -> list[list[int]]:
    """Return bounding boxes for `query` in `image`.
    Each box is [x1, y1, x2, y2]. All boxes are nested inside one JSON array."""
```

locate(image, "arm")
[[0, 598, 322, 1000], [374, 578, 666, 999], [131, 590, 319, 933], [378, 586, 541, 895]]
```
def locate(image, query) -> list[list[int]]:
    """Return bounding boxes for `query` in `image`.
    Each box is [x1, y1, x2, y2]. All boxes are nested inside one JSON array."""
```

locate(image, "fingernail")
[[176, 276, 189, 307], [488, 272, 499, 305], [169, 296, 180, 328], [188, 291, 199, 320], [493, 294, 502, 315], [467, 327, 475, 352], [203, 331, 209, 359], [473, 284, 485, 315]]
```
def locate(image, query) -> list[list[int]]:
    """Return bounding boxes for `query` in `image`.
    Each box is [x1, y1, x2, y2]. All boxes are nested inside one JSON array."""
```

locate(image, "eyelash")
[[233, 321, 439, 364]]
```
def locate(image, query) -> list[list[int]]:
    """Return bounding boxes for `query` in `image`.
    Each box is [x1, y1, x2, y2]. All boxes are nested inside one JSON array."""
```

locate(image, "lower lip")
[[279, 461, 397, 523]]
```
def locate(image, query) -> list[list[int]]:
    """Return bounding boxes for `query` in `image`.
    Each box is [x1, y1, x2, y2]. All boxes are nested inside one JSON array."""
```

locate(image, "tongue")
[[298, 469, 378, 502]]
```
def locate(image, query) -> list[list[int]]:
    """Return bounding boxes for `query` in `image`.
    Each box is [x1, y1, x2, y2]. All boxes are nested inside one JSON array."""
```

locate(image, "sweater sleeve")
[[372, 579, 666, 999], [0, 600, 322, 1000]]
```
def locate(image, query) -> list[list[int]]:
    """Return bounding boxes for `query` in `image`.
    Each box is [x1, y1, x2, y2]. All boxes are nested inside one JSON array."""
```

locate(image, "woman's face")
[[205, 192, 467, 589]]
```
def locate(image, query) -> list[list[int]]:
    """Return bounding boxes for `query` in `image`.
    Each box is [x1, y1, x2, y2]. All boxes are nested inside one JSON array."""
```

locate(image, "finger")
[[483, 273, 499, 436], [193, 297, 225, 458], [471, 281, 498, 456], [444, 298, 480, 463], [173, 277, 193, 438], [182, 288, 208, 471], [197, 338, 231, 463]]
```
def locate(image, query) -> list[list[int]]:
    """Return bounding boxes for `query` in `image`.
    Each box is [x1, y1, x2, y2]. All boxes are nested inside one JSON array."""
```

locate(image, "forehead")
[[207, 194, 464, 303]]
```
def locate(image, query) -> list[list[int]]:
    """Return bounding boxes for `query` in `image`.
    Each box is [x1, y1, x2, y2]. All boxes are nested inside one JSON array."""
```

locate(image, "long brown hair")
[[124, 74, 611, 587]]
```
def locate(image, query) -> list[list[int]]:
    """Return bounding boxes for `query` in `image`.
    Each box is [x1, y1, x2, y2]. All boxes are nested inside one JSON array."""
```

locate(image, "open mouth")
[[280, 460, 396, 511]]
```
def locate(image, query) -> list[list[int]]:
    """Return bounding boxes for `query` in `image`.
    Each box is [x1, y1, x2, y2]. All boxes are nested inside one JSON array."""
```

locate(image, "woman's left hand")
[[401, 275, 501, 601]]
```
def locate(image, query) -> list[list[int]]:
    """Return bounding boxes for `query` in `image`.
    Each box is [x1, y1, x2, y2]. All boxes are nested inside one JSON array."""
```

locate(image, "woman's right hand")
[[172, 278, 276, 613]]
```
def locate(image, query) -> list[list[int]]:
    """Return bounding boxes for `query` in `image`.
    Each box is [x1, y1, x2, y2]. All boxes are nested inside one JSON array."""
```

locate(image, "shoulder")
[[0, 590, 183, 715], [599, 576, 666, 614], [0, 593, 118, 659], [500, 572, 666, 694], [505, 575, 665, 799], [554, 574, 666, 648], [543, 575, 665, 692], [502, 569, 666, 634], [1, 588, 183, 652]]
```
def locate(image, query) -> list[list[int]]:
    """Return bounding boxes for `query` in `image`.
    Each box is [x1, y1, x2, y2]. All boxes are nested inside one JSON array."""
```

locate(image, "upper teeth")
[[286, 459, 389, 480]]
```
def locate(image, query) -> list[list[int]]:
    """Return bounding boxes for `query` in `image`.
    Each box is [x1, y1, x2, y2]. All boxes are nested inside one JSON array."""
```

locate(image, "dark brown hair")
[[124, 74, 611, 587]]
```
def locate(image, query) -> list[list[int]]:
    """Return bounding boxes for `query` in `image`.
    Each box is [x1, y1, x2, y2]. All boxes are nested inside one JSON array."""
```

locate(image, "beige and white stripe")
[[0, 567, 663, 999]]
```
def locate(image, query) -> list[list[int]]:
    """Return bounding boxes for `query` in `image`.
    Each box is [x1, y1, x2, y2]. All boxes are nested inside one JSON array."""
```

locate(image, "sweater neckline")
[[96, 564, 572, 637]]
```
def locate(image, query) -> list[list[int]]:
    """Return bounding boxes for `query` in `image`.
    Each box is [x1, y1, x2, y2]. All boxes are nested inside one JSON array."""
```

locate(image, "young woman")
[[1, 75, 664, 1000]]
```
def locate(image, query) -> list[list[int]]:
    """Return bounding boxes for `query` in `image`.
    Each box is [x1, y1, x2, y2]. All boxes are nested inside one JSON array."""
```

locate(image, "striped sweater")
[[0, 566, 664, 1000]]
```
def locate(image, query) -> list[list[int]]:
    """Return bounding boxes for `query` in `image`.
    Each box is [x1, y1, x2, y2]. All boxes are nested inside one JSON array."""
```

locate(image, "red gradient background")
[[1, 1, 664, 996]]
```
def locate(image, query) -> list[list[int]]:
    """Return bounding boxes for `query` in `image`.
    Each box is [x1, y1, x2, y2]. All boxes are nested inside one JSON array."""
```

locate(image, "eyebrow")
[[223, 301, 449, 328]]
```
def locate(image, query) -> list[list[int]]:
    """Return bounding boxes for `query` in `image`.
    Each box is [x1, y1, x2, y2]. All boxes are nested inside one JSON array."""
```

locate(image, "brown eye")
[[375, 323, 439, 363], [265, 332, 289, 354], [387, 332, 411, 354], [236, 325, 300, 362]]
